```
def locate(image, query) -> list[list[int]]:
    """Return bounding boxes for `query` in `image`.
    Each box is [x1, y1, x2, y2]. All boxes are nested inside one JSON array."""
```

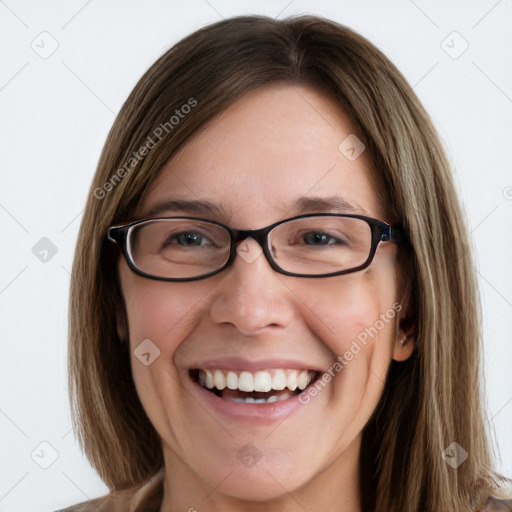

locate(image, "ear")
[[115, 301, 129, 344], [392, 284, 415, 362]]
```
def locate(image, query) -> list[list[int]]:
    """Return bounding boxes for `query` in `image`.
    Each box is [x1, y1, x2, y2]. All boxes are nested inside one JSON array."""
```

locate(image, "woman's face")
[[117, 84, 412, 506]]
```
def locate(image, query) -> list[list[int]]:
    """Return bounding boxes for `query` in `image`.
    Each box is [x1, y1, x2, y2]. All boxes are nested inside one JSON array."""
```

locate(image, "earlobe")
[[392, 285, 416, 362], [393, 319, 415, 361]]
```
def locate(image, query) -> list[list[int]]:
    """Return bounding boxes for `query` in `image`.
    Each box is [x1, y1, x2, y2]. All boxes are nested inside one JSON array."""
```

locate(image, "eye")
[[302, 231, 345, 246], [164, 231, 213, 247]]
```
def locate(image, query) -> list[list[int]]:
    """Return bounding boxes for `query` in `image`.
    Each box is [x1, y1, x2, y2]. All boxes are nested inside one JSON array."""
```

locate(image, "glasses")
[[107, 213, 405, 281]]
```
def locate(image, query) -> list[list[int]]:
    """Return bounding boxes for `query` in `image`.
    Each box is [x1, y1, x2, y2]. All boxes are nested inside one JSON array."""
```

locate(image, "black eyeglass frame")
[[107, 213, 406, 282]]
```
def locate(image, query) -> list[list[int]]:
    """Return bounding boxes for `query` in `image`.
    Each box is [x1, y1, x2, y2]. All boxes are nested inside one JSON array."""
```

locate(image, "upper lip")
[[188, 356, 323, 372]]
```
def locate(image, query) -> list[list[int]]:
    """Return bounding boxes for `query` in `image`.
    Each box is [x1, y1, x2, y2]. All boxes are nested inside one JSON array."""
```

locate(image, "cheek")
[[122, 280, 208, 409], [123, 281, 208, 355], [332, 292, 396, 360], [293, 272, 397, 351], [287, 266, 399, 409], [122, 280, 214, 440]]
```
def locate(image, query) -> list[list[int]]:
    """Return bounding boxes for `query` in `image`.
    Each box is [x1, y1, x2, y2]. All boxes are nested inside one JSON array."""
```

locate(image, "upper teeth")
[[198, 369, 315, 392]]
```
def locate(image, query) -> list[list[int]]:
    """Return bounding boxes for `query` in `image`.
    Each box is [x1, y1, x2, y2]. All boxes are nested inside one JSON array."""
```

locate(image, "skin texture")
[[116, 84, 414, 512]]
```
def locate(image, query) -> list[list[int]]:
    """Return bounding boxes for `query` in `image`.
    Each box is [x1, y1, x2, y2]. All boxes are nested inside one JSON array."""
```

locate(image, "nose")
[[209, 237, 294, 335]]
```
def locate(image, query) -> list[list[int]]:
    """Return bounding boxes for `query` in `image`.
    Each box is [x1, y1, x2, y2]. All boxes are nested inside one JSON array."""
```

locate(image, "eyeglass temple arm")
[[384, 225, 406, 244]]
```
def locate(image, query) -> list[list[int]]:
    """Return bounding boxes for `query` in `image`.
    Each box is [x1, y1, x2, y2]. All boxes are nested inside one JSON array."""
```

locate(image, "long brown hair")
[[69, 14, 501, 510]]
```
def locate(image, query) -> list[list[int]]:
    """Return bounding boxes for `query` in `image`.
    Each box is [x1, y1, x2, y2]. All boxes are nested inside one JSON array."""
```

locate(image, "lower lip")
[[189, 376, 315, 423]]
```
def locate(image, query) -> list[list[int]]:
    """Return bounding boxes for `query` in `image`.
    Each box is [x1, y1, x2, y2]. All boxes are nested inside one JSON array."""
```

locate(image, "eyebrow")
[[144, 199, 225, 218], [291, 196, 363, 214], [142, 195, 364, 219]]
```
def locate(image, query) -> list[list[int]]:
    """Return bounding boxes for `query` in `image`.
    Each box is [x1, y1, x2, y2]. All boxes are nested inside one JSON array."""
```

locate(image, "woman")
[[63, 14, 511, 512]]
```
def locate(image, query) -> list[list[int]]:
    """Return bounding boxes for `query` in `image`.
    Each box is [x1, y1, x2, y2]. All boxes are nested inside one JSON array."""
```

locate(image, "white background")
[[0, 1, 511, 510]]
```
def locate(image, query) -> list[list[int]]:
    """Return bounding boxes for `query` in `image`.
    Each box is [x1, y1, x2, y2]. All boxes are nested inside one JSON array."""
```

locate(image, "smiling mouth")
[[190, 368, 320, 403]]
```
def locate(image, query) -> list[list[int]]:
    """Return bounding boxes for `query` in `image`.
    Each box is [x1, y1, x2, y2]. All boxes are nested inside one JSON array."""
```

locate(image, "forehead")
[[139, 84, 384, 227]]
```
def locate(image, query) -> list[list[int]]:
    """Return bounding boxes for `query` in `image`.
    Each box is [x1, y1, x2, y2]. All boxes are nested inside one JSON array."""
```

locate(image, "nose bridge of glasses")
[[230, 226, 271, 250], [226, 227, 275, 271]]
